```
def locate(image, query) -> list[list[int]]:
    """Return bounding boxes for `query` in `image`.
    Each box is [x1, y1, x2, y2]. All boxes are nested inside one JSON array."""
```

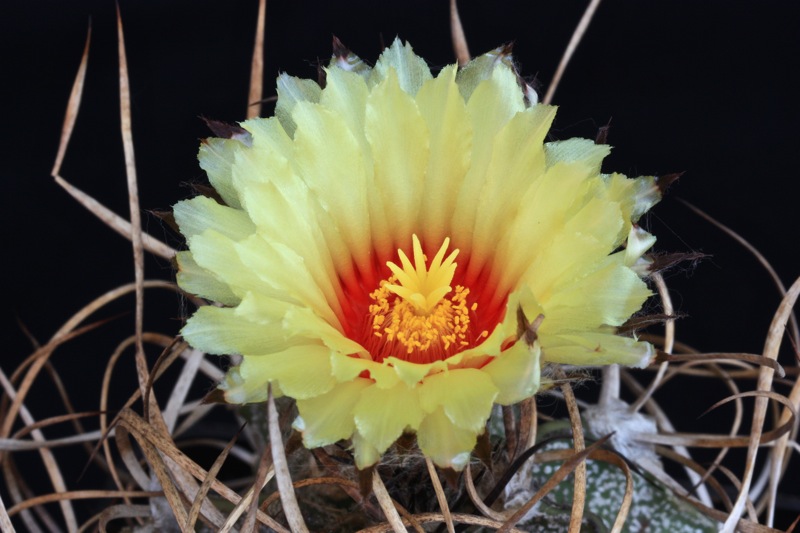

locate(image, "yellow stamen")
[[366, 235, 484, 363], [384, 235, 459, 315]]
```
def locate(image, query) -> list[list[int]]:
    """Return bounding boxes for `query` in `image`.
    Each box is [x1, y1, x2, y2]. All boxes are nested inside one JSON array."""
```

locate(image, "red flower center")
[[339, 235, 508, 365]]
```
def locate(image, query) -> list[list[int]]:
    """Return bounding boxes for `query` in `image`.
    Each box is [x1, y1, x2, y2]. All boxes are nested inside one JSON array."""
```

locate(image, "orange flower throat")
[[361, 235, 488, 364]]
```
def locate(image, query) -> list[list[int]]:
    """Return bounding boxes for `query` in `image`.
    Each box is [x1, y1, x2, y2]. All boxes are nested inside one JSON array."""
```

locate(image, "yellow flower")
[[174, 40, 659, 470]]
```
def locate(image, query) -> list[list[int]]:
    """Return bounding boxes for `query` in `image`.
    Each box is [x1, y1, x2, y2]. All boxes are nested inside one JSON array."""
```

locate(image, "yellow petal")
[[451, 63, 525, 251], [365, 69, 429, 251], [417, 407, 477, 470], [523, 233, 607, 299], [291, 101, 373, 273], [369, 38, 432, 95], [521, 197, 624, 295], [231, 129, 293, 190], [188, 229, 264, 299], [495, 161, 595, 292], [231, 125, 357, 288], [241, 116, 293, 158], [294, 378, 372, 448], [175, 251, 238, 306], [222, 345, 335, 403], [329, 352, 400, 389], [418, 369, 497, 432], [542, 332, 654, 368], [455, 45, 516, 102], [275, 73, 321, 136], [415, 64, 472, 246], [235, 292, 361, 355], [351, 430, 382, 469], [542, 261, 652, 331], [353, 381, 425, 453], [229, 127, 359, 289], [320, 67, 370, 151], [181, 305, 299, 356], [602, 173, 660, 224], [562, 196, 623, 247], [319, 69, 388, 258], [545, 138, 610, 174], [468, 104, 556, 277], [173, 196, 255, 241], [386, 357, 445, 387], [483, 340, 542, 405], [198, 137, 245, 209], [246, 346, 334, 399], [235, 234, 339, 326], [234, 178, 348, 316]]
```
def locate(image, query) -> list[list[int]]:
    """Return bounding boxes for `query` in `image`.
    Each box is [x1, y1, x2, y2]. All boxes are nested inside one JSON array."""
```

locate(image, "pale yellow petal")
[[415, 64, 472, 246], [294, 378, 372, 448], [329, 352, 400, 389], [351, 430, 382, 469], [231, 118, 358, 290], [173, 196, 255, 241], [467, 104, 556, 278], [495, 161, 594, 292], [220, 345, 334, 403], [241, 116, 293, 155], [233, 291, 294, 324], [231, 127, 294, 189], [417, 407, 477, 471], [542, 332, 654, 368], [545, 138, 610, 174], [354, 381, 425, 453], [237, 191, 348, 323], [275, 73, 322, 137], [563, 196, 623, 246], [522, 234, 605, 298], [521, 197, 624, 297], [451, 63, 525, 251], [233, 178, 346, 317], [188, 229, 267, 299], [319, 68, 386, 259], [418, 369, 497, 432], [240, 346, 335, 400], [234, 234, 339, 326], [231, 135, 358, 289], [181, 305, 300, 356], [320, 67, 370, 150], [235, 292, 361, 355], [602, 173, 660, 224], [176, 251, 238, 306], [365, 70, 429, 252], [369, 38, 432, 95], [541, 261, 652, 331], [483, 340, 541, 405], [198, 137, 245, 209], [387, 357, 445, 387], [291, 101, 373, 273], [455, 46, 516, 102]]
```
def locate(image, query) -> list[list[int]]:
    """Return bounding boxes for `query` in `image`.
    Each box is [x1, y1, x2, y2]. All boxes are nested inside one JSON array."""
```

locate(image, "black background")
[[3, 0, 799, 527]]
